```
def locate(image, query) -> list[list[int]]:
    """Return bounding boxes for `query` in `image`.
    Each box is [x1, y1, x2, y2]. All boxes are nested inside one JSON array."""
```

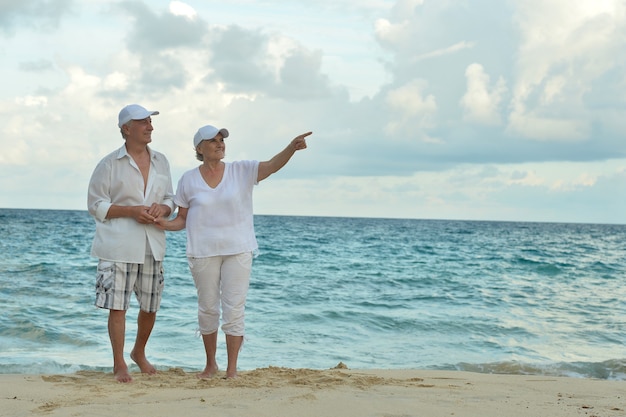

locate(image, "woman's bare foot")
[[130, 350, 157, 375], [114, 364, 132, 383], [197, 365, 219, 379]]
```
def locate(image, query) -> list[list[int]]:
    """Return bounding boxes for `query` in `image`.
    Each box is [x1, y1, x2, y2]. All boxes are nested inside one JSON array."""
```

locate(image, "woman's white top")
[[174, 160, 260, 257]]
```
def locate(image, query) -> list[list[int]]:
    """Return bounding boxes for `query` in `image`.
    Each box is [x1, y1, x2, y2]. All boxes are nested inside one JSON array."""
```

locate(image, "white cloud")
[[14, 95, 47, 107], [507, 111, 589, 141], [102, 71, 129, 92], [508, 170, 545, 187], [169, 1, 197, 19], [0, 0, 625, 224], [374, 18, 408, 46], [460, 63, 506, 126], [508, 0, 626, 141], [385, 79, 437, 137], [414, 41, 476, 61]]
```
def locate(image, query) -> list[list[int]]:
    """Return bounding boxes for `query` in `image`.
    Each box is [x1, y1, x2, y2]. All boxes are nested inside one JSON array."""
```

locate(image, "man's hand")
[[147, 203, 169, 220], [134, 205, 157, 224]]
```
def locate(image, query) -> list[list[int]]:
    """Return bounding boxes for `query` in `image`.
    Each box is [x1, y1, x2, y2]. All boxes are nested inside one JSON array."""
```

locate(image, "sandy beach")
[[1, 364, 623, 417]]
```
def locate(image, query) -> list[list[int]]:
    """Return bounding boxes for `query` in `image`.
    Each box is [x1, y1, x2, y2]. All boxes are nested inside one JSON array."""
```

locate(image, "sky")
[[1, 0, 626, 224]]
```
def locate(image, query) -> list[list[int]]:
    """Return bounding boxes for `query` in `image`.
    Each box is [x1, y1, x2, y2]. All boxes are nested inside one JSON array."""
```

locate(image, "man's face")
[[125, 117, 154, 144]]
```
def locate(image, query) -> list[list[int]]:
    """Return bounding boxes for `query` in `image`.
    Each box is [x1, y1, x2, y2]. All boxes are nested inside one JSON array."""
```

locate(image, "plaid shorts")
[[95, 256, 164, 312]]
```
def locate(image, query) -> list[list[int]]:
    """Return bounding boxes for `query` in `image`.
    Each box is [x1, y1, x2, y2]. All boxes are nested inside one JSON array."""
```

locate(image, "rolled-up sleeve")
[[161, 158, 176, 212], [88, 159, 112, 222]]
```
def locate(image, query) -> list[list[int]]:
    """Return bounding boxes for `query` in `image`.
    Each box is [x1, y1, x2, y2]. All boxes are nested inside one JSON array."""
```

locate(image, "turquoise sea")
[[0, 208, 624, 379]]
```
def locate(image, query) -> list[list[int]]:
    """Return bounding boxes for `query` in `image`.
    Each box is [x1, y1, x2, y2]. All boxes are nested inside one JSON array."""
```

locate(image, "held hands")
[[153, 215, 177, 231], [155, 209, 187, 231], [153, 217, 168, 230], [135, 203, 167, 224]]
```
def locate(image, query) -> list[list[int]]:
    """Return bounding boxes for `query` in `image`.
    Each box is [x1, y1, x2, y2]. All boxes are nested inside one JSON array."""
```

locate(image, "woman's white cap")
[[193, 125, 229, 147]]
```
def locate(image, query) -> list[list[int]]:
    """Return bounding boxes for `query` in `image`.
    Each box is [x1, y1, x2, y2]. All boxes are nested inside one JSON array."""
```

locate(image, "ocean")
[[0, 208, 624, 379]]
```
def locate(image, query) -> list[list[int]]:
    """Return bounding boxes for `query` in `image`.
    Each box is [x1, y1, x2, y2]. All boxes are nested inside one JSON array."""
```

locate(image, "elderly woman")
[[158, 125, 312, 378]]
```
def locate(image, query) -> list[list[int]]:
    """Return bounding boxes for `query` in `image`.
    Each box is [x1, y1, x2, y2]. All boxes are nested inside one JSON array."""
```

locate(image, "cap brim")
[[133, 110, 159, 120]]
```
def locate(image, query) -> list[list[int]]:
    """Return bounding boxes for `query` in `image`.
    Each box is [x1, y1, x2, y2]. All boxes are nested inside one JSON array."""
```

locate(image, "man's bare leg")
[[130, 310, 157, 375], [197, 331, 219, 378], [225, 334, 243, 378], [109, 309, 132, 383]]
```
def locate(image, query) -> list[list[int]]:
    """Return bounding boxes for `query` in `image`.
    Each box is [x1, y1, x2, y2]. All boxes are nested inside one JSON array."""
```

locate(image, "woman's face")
[[197, 133, 225, 161]]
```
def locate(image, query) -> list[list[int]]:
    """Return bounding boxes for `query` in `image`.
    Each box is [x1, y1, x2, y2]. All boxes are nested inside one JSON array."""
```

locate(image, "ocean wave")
[[1, 358, 624, 380], [451, 358, 626, 380]]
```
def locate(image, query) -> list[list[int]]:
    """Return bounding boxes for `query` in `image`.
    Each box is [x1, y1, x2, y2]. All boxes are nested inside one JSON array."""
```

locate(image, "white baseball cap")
[[193, 125, 230, 147], [118, 104, 159, 128]]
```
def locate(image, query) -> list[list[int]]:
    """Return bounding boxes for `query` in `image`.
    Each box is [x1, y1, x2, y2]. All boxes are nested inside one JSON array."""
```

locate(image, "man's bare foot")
[[114, 364, 132, 383], [197, 366, 219, 379], [130, 351, 157, 375], [225, 368, 238, 379]]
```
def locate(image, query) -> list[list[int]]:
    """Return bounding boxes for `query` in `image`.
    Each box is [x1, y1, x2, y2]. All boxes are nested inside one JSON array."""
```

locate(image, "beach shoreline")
[[2, 367, 623, 417]]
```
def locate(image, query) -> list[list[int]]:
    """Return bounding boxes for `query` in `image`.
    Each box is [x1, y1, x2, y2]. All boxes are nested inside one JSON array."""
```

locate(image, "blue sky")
[[1, 0, 625, 223]]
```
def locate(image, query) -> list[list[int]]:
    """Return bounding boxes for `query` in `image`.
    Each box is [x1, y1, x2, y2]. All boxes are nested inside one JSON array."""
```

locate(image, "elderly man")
[[88, 104, 175, 382]]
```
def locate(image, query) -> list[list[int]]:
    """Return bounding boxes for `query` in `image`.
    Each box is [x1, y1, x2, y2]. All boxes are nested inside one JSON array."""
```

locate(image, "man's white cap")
[[118, 104, 159, 128], [193, 125, 230, 147]]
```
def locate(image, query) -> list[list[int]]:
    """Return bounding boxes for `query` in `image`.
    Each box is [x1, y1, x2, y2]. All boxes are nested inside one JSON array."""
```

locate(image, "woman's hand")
[[291, 132, 312, 151]]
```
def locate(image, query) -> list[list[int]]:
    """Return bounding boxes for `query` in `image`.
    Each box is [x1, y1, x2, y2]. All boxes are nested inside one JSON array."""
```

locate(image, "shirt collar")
[[115, 144, 156, 161]]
